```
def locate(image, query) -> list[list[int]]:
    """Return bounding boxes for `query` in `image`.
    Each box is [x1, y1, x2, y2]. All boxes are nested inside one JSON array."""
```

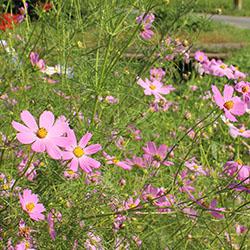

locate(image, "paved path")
[[210, 15, 250, 29]]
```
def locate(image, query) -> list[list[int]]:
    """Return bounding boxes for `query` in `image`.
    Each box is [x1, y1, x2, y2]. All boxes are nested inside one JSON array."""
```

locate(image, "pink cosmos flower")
[[184, 158, 207, 176], [229, 124, 250, 138], [15, 240, 35, 250], [84, 232, 103, 250], [105, 95, 118, 104], [12, 110, 70, 160], [235, 224, 247, 235], [177, 170, 195, 193], [103, 151, 132, 170], [150, 67, 166, 81], [126, 154, 155, 169], [235, 81, 250, 103], [62, 129, 102, 173], [149, 99, 173, 112], [63, 169, 79, 179], [137, 78, 174, 101], [224, 160, 250, 184], [85, 171, 102, 185], [188, 193, 225, 219], [156, 194, 175, 212], [30, 52, 45, 71], [143, 141, 174, 167], [194, 51, 208, 63], [19, 189, 45, 221], [127, 124, 142, 140], [209, 61, 234, 79], [212, 85, 246, 122], [47, 211, 56, 240], [142, 184, 165, 203], [136, 13, 155, 40], [122, 197, 140, 210], [230, 65, 246, 80], [208, 199, 225, 219]]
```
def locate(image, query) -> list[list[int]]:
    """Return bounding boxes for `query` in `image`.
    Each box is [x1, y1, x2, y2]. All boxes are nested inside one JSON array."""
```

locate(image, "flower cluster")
[[194, 51, 246, 80]]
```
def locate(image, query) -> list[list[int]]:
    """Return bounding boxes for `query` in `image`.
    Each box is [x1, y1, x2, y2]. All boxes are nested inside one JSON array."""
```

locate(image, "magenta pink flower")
[[142, 184, 165, 202], [143, 141, 174, 166], [137, 78, 174, 101], [212, 85, 246, 122], [103, 151, 132, 170], [62, 129, 102, 173], [208, 199, 225, 219], [12, 110, 70, 159], [235, 223, 247, 235], [19, 189, 45, 221], [224, 160, 250, 184]]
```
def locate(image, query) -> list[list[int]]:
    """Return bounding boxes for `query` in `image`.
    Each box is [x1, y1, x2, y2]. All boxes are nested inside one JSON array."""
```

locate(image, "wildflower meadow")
[[0, 0, 249, 249]]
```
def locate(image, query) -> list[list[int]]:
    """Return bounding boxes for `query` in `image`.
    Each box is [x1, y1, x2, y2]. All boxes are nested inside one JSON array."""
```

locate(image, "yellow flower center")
[[36, 127, 48, 139], [198, 56, 203, 61], [223, 101, 234, 110], [153, 154, 162, 161], [129, 203, 137, 209], [239, 128, 245, 133], [73, 146, 84, 158], [150, 85, 156, 90], [67, 170, 75, 175], [26, 203, 35, 212], [25, 241, 30, 249], [220, 64, 227, 69], [2, 184, 9, 190], [236, 159, 243, 165], [113, 159, 119, 164], [194, 165, 199, 169], [242, 86, 249, 93]]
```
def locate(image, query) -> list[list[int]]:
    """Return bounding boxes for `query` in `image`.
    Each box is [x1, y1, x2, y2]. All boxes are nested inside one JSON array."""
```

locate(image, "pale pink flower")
[[137, 78, 174, 101], [185, 158, 207, 176], [229, 124, 250, 138], [122, 197, 140, 210], [62, 129, 102, 173], [19, 189, 45, 221], [105, 95, 118, 104], [194, 51, 208, 63], [230, 65, 246, 80], [103, 151, 132, 170], [63, 169, 79, 179], [210, 61, 234, 79], [150, 67, 165, 81], [12, 110, 70, 160], [212, 85, 246, 122]]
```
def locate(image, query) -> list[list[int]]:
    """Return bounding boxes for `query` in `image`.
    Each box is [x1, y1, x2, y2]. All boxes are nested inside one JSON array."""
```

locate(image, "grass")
[[193, 0, 250, 16], [0, 0, 249, 249]]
